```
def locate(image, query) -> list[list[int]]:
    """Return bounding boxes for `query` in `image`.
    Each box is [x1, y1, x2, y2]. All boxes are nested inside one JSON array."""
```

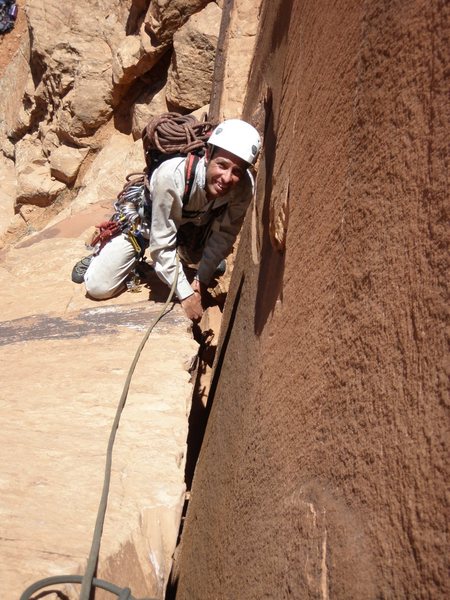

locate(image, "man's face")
[[205, 148, 248, 199]]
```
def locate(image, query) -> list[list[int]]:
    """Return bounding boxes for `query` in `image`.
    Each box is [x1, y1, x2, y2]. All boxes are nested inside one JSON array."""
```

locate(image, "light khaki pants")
[[84, 234, 138, 299]]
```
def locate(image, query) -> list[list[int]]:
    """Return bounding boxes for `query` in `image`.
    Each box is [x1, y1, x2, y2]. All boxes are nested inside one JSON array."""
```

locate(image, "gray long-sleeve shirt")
[[148, 155, 254, 300]]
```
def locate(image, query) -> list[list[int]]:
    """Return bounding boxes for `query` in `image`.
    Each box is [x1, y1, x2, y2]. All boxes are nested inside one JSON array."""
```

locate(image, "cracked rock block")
[[50, 145, 89, 185], [165, 2, 221, 112]]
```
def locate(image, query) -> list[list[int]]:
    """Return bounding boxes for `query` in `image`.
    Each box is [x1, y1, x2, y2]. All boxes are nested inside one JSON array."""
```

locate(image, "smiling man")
[[83, 119, 261, 321]]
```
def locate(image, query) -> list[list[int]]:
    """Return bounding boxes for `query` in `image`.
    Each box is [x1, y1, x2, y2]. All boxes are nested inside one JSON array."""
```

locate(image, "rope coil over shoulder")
[[142, 112, 215, 164]]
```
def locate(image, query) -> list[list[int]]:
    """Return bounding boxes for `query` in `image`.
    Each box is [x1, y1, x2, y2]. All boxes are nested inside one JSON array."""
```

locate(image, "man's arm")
[[181, 283, 203, 321], [196, 178, 253, 285], [149, 161, 195, 301]]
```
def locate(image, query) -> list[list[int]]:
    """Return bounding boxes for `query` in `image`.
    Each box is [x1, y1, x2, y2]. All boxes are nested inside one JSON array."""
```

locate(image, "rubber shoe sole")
[[71, 255, 93, 284]]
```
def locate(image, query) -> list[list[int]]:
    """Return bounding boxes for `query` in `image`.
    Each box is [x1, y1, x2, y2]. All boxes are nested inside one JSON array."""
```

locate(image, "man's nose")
[[222, 168, 233, 183]]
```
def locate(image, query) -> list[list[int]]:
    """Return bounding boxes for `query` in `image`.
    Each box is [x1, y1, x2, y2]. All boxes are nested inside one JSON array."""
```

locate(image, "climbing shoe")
[[71, 255, 93, 284]]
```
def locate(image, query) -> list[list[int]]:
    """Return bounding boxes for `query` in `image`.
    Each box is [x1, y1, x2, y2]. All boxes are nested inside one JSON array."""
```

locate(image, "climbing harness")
[[21, 259, 180, 600], [89, 173, 150, 254]]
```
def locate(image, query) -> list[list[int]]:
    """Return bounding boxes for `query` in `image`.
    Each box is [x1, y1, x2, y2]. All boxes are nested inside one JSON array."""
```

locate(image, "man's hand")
[[181, 291, 203, 322], [192, 277, 214, 305]]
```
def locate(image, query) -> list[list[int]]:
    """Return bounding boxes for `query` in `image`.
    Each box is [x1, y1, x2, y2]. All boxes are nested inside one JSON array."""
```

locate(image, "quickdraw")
[[89, 174, 149, 253], [90, 219, 124, 249]]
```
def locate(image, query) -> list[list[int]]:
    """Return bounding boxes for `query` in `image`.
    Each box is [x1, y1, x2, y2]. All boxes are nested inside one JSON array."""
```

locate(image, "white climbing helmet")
[[208, 119, 261, 165]]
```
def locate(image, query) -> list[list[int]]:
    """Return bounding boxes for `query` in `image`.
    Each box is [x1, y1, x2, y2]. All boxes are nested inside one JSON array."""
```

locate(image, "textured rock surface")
[[132, 84, 168, 140], [25, 0, 117, 140], [0, 0, 28, 78], [15, 135, 67, 206], [146, 0, 211, 46], [112, 23, 163, 86], [68, 132, 144, 213], [50, 145, 89, 185], [0, 30, 31, 154], [215, 0, 262, 119], [174, 0, 449, 598], [0, 1, 270, 598], [0, 154, 16, 233]]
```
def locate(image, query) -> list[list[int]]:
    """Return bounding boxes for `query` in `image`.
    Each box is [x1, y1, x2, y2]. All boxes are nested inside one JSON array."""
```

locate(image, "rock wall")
[[174, 0, 449, 598]]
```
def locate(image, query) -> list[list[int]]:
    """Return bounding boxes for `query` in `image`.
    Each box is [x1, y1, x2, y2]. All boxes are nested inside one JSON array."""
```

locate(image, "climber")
[[78, 119, 261, 322]]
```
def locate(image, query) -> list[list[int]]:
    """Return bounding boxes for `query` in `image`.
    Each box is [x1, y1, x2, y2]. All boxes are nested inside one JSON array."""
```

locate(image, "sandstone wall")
[[210, 0, 262, 120], [174, 0, 449, 598]]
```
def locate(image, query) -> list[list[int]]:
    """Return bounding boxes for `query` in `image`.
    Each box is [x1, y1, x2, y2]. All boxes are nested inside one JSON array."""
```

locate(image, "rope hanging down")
[[20, 258, 180, 600]]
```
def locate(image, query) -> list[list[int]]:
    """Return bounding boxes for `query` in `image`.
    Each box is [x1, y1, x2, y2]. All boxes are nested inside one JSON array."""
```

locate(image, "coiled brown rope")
[[142, 112, 216, 160]]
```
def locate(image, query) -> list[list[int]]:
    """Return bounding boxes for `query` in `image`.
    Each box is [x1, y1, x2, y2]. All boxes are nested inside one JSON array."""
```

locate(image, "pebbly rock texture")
[[173, 0, 449, 598]]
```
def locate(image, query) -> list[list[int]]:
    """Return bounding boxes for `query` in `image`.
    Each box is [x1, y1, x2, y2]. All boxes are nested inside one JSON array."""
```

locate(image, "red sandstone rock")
[[174, 0, 449, 598]]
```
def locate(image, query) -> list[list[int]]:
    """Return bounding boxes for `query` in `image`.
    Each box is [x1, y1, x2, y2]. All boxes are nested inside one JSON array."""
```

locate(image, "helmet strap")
[[206, 145, 217, 164]]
